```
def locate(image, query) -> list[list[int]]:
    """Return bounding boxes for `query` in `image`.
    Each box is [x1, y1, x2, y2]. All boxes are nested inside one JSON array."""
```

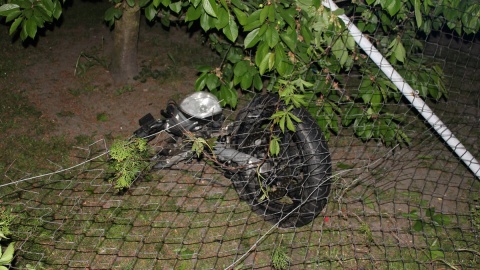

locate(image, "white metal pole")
[[321, 0, 480, 179]]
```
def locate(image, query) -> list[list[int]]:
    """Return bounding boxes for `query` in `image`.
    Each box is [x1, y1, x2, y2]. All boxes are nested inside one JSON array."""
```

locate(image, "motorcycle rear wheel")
[[231, 94, 332, 228]]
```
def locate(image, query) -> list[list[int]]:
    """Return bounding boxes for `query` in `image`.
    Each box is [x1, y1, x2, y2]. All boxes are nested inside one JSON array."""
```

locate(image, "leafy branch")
[[2, 0, 479, 148], [185, 131, 217, 158], [271, 236, 291, 270], [0, 208, 15, 269], [107, 137, 151, 190], [403, 207, 452, 261], [270, 106, 302, 134]]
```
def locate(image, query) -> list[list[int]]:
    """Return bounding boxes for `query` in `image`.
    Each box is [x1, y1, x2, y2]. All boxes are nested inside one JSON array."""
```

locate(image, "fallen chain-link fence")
[[1, 4, 480, 270]]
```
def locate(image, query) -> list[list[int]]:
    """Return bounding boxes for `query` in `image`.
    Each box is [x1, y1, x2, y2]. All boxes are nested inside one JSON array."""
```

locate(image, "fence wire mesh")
[[1, 6, 480, 270]]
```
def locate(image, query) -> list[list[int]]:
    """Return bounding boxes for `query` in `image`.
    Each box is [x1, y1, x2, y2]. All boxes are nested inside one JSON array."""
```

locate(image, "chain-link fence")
[[1, 4, 480, 270]]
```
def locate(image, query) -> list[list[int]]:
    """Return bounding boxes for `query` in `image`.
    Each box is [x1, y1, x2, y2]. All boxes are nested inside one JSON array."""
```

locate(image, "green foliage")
[[271, 243, 291, 270], [0, 0, 63, 40], [74, 50, 110, 77], [107, 137, 151, 190], [96, 112, 109, 122], [186, 132, 216, 158], [269, 135, 280, 157], [0, 242, 15, 269], [0, 208, 15, 269], [270, 106, 302, 134], [180, 0, 479, 146], [0, 208, 13, 240], [403, 207, 451, 232], [402, 207, 453, 260]]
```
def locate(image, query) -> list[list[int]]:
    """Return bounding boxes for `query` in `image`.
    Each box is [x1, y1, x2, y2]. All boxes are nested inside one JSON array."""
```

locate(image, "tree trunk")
[[110, 4, 141, 85]]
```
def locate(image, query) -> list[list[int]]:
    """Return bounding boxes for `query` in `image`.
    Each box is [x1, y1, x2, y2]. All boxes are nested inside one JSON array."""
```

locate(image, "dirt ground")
[[12, 1, 218, 141]]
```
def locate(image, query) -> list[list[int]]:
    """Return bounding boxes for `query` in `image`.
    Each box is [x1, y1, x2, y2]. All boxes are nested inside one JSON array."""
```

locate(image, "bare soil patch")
[[13, 1, 218, 141]]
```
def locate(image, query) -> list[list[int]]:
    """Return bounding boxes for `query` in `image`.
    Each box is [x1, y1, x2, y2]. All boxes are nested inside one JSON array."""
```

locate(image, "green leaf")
[[267, 3, 275, 22], [382, 0, 401, 16], [144, 4, 157, 21], [0, 242, 14, 265], [24, 18, 37, 39], [300, 25, 312, 45], [169, 1, 182, 14], [268, 52, 275, 70], [218, 84, 238, 108], [214, 7, 229, 29], [185, 5, 202, 22], [332, 8, 345, 16], [205, 73, 219, 90], [414, 0, 422, 27], [223, 16, 238, 42], [232, 7, 247, 26], [425, 207, 435, 218], [244, 19, 262, 32], [244, 28, 260, 48], [413, 220, 425, 231], [161, 0, 171, 7], [265, 25, 279, 48], [394, 39, 406, 62], [104, 7, 122, 25], [0, 4, 19, 16], [286, 114, 295, 132], [200, 12, 212, 31], [278, 113, 286, 133], [280, 29, 297, 52], [233, 60, 249, 77], [432, 214, 451, 226], [332, 39, 348, 67], [9, 17, 23, 35], [240, 71, 253, 89], [430, 250, 445, 260], [371, 87, 382, 108], [253, 74, 262, 90], [243, 9, 261, 30], [4, 8, 20, 22], [230, 0, 247, 10], [279, 8, 295, 28], [153, 0, 161, 7], [259, 5, 269, 23], [126, 0, 135, 7], [259, 52, 273, 75], [190, 0, 202, 8], [194, 72, 207, 91], [275, 47, 287, 76], [52, 0, 62, 19], [269, 137, 280, 156], [341, 106, 361, 126], [202, 0, 218, 18]]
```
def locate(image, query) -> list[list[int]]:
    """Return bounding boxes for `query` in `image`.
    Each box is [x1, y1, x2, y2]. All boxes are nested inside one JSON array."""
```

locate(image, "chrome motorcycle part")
[[179, 92, 222, 119]]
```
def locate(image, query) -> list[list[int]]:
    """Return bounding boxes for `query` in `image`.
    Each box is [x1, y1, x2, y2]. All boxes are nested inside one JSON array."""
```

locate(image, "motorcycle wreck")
[[133, 91, 332, 228]]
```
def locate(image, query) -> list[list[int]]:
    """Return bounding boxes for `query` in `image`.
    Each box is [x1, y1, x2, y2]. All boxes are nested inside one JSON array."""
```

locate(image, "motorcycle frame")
[[134, 101, 271, 177]]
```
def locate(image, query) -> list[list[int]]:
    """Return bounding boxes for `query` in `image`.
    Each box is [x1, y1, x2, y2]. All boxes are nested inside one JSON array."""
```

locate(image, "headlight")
[[179, 92, 222, 119]]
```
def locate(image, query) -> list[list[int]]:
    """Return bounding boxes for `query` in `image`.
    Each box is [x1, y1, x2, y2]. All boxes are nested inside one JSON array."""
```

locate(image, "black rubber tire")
[[231, 94, 332, 228]]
